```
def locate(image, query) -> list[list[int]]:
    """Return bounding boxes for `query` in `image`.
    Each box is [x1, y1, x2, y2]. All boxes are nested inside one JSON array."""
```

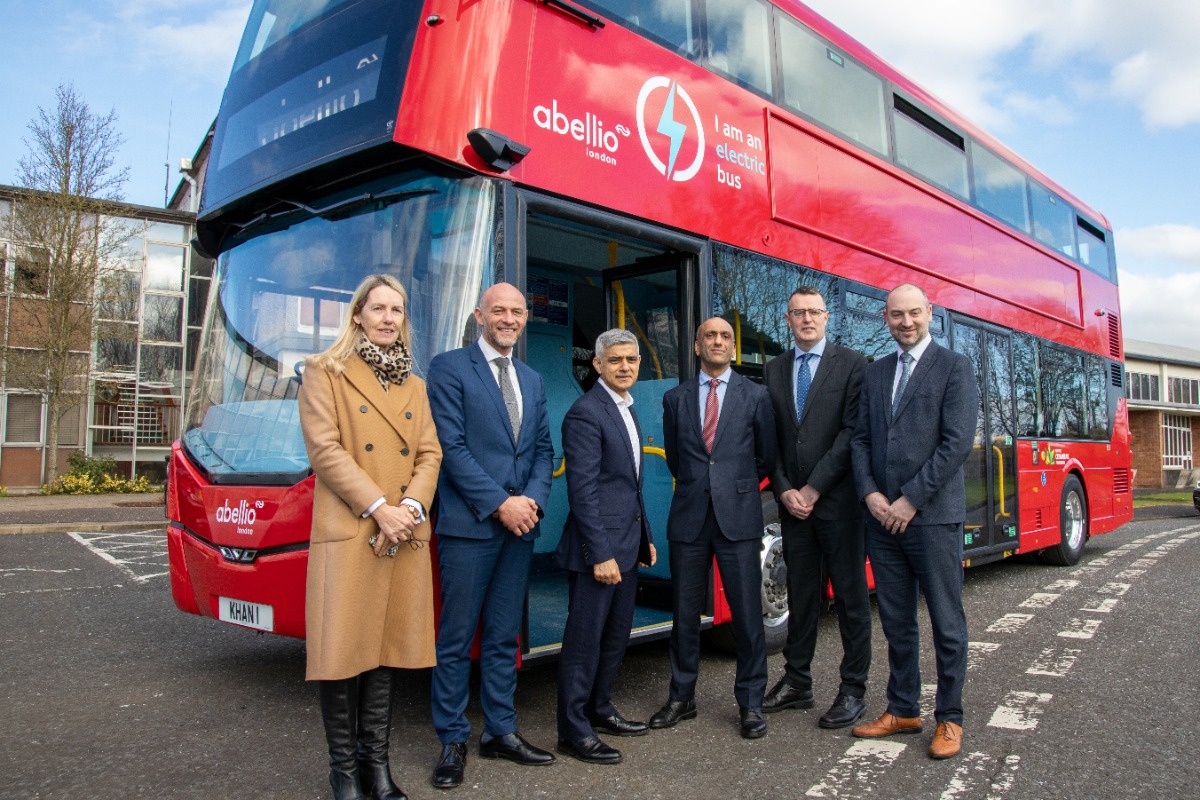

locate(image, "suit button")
[[709, 460, 715, 465], [365, 444, 373, 452], [507, 487, 516, 494], [635, 515, 641, 521], [401, 485, 408, 493], [401, 448, 409, 456], [405, 411, 412, 419], [360, 405, 368, 413]]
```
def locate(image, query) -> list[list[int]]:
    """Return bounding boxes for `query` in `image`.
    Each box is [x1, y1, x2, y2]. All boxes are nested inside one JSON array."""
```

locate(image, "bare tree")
[[4, 84, 133, 484]]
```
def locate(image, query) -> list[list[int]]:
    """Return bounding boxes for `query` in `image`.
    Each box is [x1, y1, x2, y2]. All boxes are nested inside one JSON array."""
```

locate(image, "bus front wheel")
[[707, 509, 789, 655], [1043, 474, 1088, 566]]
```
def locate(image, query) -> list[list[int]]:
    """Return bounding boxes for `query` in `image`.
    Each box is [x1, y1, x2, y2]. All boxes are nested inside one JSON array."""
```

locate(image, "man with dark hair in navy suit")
[[426, 282, 556, 789], [555, 328, 656, 765], [649, 317, 777, 740], [850, 283, 978, 760]]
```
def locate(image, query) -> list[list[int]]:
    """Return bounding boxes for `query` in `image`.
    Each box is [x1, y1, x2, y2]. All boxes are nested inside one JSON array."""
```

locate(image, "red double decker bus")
[[167, 0, 1132, 657]]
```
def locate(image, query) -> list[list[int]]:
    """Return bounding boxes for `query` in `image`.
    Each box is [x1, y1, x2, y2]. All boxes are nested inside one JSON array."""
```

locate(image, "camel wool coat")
[[299, 353, 442, 681]]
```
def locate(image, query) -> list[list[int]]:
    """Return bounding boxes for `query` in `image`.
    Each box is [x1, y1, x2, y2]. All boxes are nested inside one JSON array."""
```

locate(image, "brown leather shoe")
[[928, 721, 962, 759], [851, 712, 922, 739]]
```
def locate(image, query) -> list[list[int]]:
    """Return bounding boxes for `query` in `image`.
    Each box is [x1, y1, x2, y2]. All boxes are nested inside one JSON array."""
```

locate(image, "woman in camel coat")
[[299, 273, 441, 800]]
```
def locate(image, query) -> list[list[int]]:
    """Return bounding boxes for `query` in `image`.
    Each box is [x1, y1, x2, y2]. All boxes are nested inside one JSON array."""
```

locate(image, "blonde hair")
[[312, 274, 412, 374]]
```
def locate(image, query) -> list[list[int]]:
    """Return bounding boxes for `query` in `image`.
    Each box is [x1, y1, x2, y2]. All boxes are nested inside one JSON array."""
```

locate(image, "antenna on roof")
[[163, 100, 173, 207]]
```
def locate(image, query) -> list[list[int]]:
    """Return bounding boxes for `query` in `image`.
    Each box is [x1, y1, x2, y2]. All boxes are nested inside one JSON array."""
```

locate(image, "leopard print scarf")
[[355, 335, 412, 387]]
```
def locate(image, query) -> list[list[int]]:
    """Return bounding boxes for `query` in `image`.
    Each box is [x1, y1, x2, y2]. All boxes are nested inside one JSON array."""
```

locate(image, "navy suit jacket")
[[662, 370, 776, 542], [764, 342, 866, 521], [427, 341, 554, 540], [850, 341, 978, 525], [556, 383, 653, 573]]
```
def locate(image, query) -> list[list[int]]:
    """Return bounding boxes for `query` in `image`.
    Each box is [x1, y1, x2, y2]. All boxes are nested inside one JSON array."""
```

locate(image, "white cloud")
[[1115, 224, 1200, 348]]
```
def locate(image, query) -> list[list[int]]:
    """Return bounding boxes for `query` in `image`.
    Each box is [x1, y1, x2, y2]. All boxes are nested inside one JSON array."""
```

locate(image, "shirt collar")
[[699, 366, 733, 386], [795, 338, 827, 360], [477, 336, 511, 364], [598, 379, 633, 408], [899, 334, 933, 363]]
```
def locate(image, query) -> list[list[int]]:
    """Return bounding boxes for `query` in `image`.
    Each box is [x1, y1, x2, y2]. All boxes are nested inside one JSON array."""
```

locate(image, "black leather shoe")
[[430, 742, 466, 790], [740, 707, 768, 739], [556, 735, 622, 764], [648, 699, 697, 729], [819, 693, 867, 729], [762, 678, 815, 713], [478, 732, 556, 765], [589, 713, 649, 737]]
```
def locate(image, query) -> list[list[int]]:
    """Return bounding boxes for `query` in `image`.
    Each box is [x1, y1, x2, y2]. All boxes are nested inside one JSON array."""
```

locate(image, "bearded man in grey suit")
[[762, 287, 870, 730], [849, 283, 978, 760]]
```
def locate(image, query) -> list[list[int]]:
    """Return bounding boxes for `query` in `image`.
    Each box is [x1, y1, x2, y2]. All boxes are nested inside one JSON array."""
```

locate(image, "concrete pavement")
[[0, 491, 166, 535]]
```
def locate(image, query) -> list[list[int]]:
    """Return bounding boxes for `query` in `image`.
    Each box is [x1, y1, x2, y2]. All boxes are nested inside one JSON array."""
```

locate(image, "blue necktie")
[[795, 352, 812, 421]]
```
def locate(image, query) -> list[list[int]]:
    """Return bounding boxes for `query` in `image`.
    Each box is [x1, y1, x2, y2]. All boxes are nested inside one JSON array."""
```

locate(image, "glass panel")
[[56, 402, 81, 447], [145, 244, 185, 291], [1030, 184, 1075, 258], [4, 395, 42, 443], [233, 0, 356, 70], [96, 324, 138, 372], [14, 246, 49, 295], [1012, 333, 1039, 436], [140, 344, 183, 388], [1039, 345, 1085, 438], [894, 111, 969, 199], [146, 221, 187, 243], [972, 144, 1029, 232], [1084, 353, 1110, 439], [705, 0, 772, 94], [1076, 219, 1111, 279], [985, 331, 1017, 540], [191, 253, 215, 279], [143, 295, 184, 343], [582, 0, 698, 56], [182, 169, 496, 482], [97, 271, 141, 321], [841, 288, 894, 363], [950, 324, 989, 549], [188, 276, 211, 328], [777, 15, 887, 155]]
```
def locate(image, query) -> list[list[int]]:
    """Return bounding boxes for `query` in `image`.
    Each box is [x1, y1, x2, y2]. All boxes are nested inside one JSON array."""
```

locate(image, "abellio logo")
[[532, 99, 627, 164], [214, 498, 261, 534], [636, 76, 704, 182]]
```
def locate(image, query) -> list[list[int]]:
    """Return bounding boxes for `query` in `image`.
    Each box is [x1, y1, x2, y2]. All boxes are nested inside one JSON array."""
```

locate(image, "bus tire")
[[1043, 474, 1088, 566], [708, 498, 789, 655]]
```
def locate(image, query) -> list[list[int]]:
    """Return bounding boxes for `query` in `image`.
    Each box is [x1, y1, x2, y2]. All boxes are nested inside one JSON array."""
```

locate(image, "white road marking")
[[1096, 582, 1131, 596], [0, 584, 124, 597], [968, 642, 1001, 671], [68, 531, 168, 584], [986, 613, 1034, 634], [1057, 618, 1102, 639], [805, 740, 907, 798], [988, 692, 1052, 731], [1080, 598, 1119, 614], [1018, 593, 1060, 609], [1025, 647, 1081, 677], [1114, 569, 1144, 580], [941, 753, 1021, 800], [1042, 579, 1079, 591], [0, 567, 82, 575]]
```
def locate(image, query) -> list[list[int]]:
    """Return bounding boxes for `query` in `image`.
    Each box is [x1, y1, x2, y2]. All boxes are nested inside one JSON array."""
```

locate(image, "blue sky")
[[2, 0, 1197, 349]]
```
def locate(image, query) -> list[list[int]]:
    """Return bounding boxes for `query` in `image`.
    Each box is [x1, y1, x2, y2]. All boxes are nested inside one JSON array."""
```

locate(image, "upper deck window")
[[893, 96, 969, 200], [584, 0, 700, 57], [704, 0, 773, 95], [1076, 216, 1111, 279], [233, 0, 356, 70], [971, 144, 1030, 233], [1030, 183, 1076, 259], [776, 15, 887, 156]]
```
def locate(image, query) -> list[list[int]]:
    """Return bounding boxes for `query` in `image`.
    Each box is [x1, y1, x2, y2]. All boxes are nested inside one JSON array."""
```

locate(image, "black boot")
[[319, 678, 366, 800], [357, 667, 407, 800]]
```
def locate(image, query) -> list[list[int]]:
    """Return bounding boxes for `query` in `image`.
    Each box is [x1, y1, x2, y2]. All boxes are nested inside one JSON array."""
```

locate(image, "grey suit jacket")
[[662, 370, 777, 542], [850, 341, 978, 525], [765, 342, 866, 521]]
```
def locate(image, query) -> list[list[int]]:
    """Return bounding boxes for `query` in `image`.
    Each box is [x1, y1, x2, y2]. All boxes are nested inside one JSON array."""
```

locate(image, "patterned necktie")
[[493, 356, 521, 440], [892, 352, 914, 420], [795, 352, 812, 421], [702, 377, 720, 452]]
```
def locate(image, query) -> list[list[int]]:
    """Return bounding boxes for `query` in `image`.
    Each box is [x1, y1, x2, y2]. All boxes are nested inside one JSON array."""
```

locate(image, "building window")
[[4, 395, 43, 444], [1163, 413, 1193, 469], [1127, 371, 1160, 402], [1168, 376, 1200, 406]]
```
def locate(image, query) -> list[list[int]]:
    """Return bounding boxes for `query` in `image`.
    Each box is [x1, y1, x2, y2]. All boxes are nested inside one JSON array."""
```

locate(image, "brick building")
[[1125, 337, 1200, 489]]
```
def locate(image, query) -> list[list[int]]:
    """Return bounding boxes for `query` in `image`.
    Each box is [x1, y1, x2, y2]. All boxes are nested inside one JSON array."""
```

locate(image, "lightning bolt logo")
[[636, 76, 705, 182], [655, 82, 687, 179]]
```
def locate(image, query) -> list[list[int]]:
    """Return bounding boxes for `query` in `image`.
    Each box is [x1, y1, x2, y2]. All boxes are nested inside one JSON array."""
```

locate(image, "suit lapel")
[[798, 345, 835, 427], [471, 345, 516, 446], [596, 385, 639, 479], [712, 371, 741, 450], [892, 343, 939, 422], [344, 356, 412, 442]]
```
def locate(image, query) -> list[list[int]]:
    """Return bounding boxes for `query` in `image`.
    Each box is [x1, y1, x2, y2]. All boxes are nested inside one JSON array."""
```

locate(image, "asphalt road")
[[2, 514, 1199, 800]]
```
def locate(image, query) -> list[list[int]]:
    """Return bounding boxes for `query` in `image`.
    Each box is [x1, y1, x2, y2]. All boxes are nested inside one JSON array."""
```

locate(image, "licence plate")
[[218, 596, 274, 632]]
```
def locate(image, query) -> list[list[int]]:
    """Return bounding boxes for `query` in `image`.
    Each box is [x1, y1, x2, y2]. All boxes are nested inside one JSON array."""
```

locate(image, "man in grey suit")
[[762, 287, 871, 730], [649, 317, 777, 739], [849, 283, 978, 760]]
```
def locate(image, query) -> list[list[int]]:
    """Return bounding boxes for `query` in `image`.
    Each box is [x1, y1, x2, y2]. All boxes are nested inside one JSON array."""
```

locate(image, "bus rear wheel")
[[1043, 474, 1088, 566]]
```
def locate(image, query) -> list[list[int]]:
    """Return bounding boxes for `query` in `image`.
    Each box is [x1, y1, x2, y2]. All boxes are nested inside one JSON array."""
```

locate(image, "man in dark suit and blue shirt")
[[426, 282, 557, 789], [849, 283, 978, 760], [649, 317, 777, 739], [762, 287, 871, 729], [555, 329, 657, 765]]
